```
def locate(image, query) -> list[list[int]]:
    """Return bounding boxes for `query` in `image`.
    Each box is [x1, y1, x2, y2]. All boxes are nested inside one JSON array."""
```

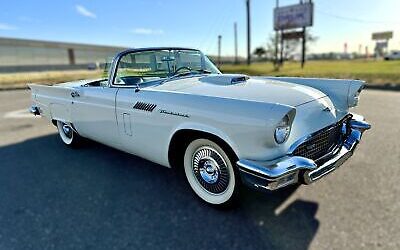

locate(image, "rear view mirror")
[[161, 56, 175, 62]]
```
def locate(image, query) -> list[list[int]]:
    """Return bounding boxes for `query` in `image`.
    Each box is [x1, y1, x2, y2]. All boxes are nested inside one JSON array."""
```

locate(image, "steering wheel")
[[172, 66, 192, 76]]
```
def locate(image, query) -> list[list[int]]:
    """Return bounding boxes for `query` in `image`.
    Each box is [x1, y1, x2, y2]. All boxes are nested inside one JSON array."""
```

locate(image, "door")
[[71, 86, 121, 148], [115, 88, 167, 163], [115, 88, 140, 154]]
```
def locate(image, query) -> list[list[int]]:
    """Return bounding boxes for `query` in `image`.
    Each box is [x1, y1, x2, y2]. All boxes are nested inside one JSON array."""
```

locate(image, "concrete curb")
[[365, 84, 400, 91], [1, 83, 400, 92], [0, 86, 29, 91]]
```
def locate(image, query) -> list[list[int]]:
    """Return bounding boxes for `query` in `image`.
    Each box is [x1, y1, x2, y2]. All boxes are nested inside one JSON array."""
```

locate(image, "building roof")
[[0, 37, 128, 51]]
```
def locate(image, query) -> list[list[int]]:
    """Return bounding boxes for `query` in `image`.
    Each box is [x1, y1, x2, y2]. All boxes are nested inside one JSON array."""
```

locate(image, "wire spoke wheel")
[[184, 139, 237, 205], [192, 146, 230, 194]]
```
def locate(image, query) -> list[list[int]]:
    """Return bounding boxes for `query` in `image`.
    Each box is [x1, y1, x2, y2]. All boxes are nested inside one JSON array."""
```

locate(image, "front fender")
[[170, 121, 240, 157], [259, 77, 365, 112], [167, 102, 296, 161]]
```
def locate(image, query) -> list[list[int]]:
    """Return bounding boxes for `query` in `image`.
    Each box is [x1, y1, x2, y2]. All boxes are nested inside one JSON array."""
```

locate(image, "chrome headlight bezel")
[[274, 115, 291, 144], [348, 83, 365, 108]]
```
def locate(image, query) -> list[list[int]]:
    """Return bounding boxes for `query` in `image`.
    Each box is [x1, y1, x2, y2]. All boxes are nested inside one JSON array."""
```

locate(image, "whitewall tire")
[[56, 121, 81, 147], [184, 138, 239, 206]]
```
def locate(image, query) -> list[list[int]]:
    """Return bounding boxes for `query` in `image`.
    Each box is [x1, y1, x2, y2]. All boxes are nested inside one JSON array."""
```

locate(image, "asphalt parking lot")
[[0, 89, 399, 250]]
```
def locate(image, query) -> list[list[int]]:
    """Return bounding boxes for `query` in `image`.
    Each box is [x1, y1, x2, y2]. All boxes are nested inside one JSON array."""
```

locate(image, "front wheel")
[[56, 121, 82, 147], [183, 138, 240, 206]]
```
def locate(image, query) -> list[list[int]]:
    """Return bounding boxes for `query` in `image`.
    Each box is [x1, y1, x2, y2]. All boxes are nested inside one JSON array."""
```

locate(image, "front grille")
[[292, 122, 344, 161]]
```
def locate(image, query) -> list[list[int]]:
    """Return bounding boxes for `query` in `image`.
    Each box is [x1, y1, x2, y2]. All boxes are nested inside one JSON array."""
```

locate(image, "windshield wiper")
[[194, 69, 212, 74], [172, 71, 193, 78], [170, 69, 211, 79], [160, 69, 213, 85]]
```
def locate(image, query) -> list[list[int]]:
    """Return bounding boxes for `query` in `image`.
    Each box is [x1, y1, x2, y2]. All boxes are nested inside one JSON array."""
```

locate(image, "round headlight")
[[274, 115, 291, 144]]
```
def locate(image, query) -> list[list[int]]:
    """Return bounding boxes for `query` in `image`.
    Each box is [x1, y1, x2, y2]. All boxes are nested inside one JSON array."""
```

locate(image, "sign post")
[[274, 0, 279, 68], [274, 1, 313, 68]]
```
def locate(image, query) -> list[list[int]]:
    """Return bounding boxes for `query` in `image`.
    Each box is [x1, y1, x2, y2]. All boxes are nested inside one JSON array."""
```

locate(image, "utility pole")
[[234, 22, 238, 64], [218, 35, 222, 66], [246, 0, 251, 65], [301, 29, 306, 68], [300, 0, 306, 68], [275, 0, 279, 68], [280, 30, 284, 65]]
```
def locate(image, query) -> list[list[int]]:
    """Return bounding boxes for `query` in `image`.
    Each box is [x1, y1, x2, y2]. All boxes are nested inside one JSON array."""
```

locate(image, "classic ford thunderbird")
[[29, 47, 370, 206]]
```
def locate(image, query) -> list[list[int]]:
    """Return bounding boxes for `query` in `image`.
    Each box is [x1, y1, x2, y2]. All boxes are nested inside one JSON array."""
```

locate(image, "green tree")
[[267, 31, 318, 67], [253, 47, 267, 59]]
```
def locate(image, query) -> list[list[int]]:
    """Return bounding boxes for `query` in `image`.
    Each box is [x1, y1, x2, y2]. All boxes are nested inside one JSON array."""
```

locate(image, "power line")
[[317, 10, 400, 25], [201, 0, 235, 55]]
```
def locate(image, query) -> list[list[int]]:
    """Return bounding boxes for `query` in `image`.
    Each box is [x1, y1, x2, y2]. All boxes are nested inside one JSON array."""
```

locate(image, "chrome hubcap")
[[62, 124, 73, 138], [199, 159, 219, 184], [192, 146, 230, 194]]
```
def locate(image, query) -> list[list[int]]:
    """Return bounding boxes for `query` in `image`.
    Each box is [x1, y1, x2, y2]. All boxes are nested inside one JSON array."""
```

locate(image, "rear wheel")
[[183, 138, 240, 206], [56, 121, 82, 147]]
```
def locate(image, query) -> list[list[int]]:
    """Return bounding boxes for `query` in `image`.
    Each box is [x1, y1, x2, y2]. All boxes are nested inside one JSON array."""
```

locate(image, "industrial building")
[[0, 37, 127, 73]]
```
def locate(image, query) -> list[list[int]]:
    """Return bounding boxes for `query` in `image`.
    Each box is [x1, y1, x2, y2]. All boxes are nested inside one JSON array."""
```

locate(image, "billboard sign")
[[375, 41, 388, 50], [274, 3, 313, 30], [372, 31, 393, 40]]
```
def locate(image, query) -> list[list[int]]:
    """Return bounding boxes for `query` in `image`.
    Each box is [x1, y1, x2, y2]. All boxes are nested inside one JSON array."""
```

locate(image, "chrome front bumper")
[[237, 114, 371, 191]]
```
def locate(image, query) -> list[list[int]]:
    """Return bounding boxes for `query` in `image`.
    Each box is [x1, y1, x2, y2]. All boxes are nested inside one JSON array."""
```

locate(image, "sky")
[[0, 0, 399, 57]]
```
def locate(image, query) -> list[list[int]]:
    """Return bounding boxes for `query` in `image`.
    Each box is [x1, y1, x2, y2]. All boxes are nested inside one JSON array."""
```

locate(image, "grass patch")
[[1, 60, 399, 89], [220, 60, 400, 85], [0, 70, 103, 89]]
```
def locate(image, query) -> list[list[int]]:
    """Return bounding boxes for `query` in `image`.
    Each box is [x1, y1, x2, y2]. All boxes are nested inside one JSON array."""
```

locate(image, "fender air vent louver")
[[133, 102, 157, 112]]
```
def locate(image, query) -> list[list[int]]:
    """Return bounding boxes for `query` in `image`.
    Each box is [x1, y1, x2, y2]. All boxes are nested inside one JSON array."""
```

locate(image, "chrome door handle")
[[71, 91, 80, 98]]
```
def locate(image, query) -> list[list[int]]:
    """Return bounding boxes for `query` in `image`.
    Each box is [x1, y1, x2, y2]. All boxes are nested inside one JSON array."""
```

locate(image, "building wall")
[[0, 37, 127, 72]]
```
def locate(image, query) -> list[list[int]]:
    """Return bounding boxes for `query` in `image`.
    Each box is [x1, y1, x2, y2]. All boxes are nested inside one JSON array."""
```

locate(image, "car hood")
[[151, 74, 326, 107]]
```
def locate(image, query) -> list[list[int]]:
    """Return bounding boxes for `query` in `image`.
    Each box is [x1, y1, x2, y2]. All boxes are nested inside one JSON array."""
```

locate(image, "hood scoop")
[[199, 74, 249, 86]]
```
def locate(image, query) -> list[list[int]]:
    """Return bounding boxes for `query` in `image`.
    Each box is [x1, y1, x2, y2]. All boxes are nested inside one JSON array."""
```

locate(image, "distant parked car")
[[384, 51, 400, 60], [87, 62, 98, 70]]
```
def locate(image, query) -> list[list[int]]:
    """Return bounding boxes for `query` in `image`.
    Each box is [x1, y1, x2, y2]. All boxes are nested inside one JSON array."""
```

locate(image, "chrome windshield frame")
[[107, 47, 211, 88]]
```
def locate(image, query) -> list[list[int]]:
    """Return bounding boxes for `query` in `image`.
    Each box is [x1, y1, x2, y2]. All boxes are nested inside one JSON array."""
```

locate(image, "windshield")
[[113, 49, 220, 86]]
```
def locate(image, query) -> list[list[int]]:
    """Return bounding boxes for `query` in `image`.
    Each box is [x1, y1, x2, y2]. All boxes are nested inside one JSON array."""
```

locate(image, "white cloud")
[[0, 23, 17, 30], [132, 28, 164, 35], [76, 5, 96, 18]]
